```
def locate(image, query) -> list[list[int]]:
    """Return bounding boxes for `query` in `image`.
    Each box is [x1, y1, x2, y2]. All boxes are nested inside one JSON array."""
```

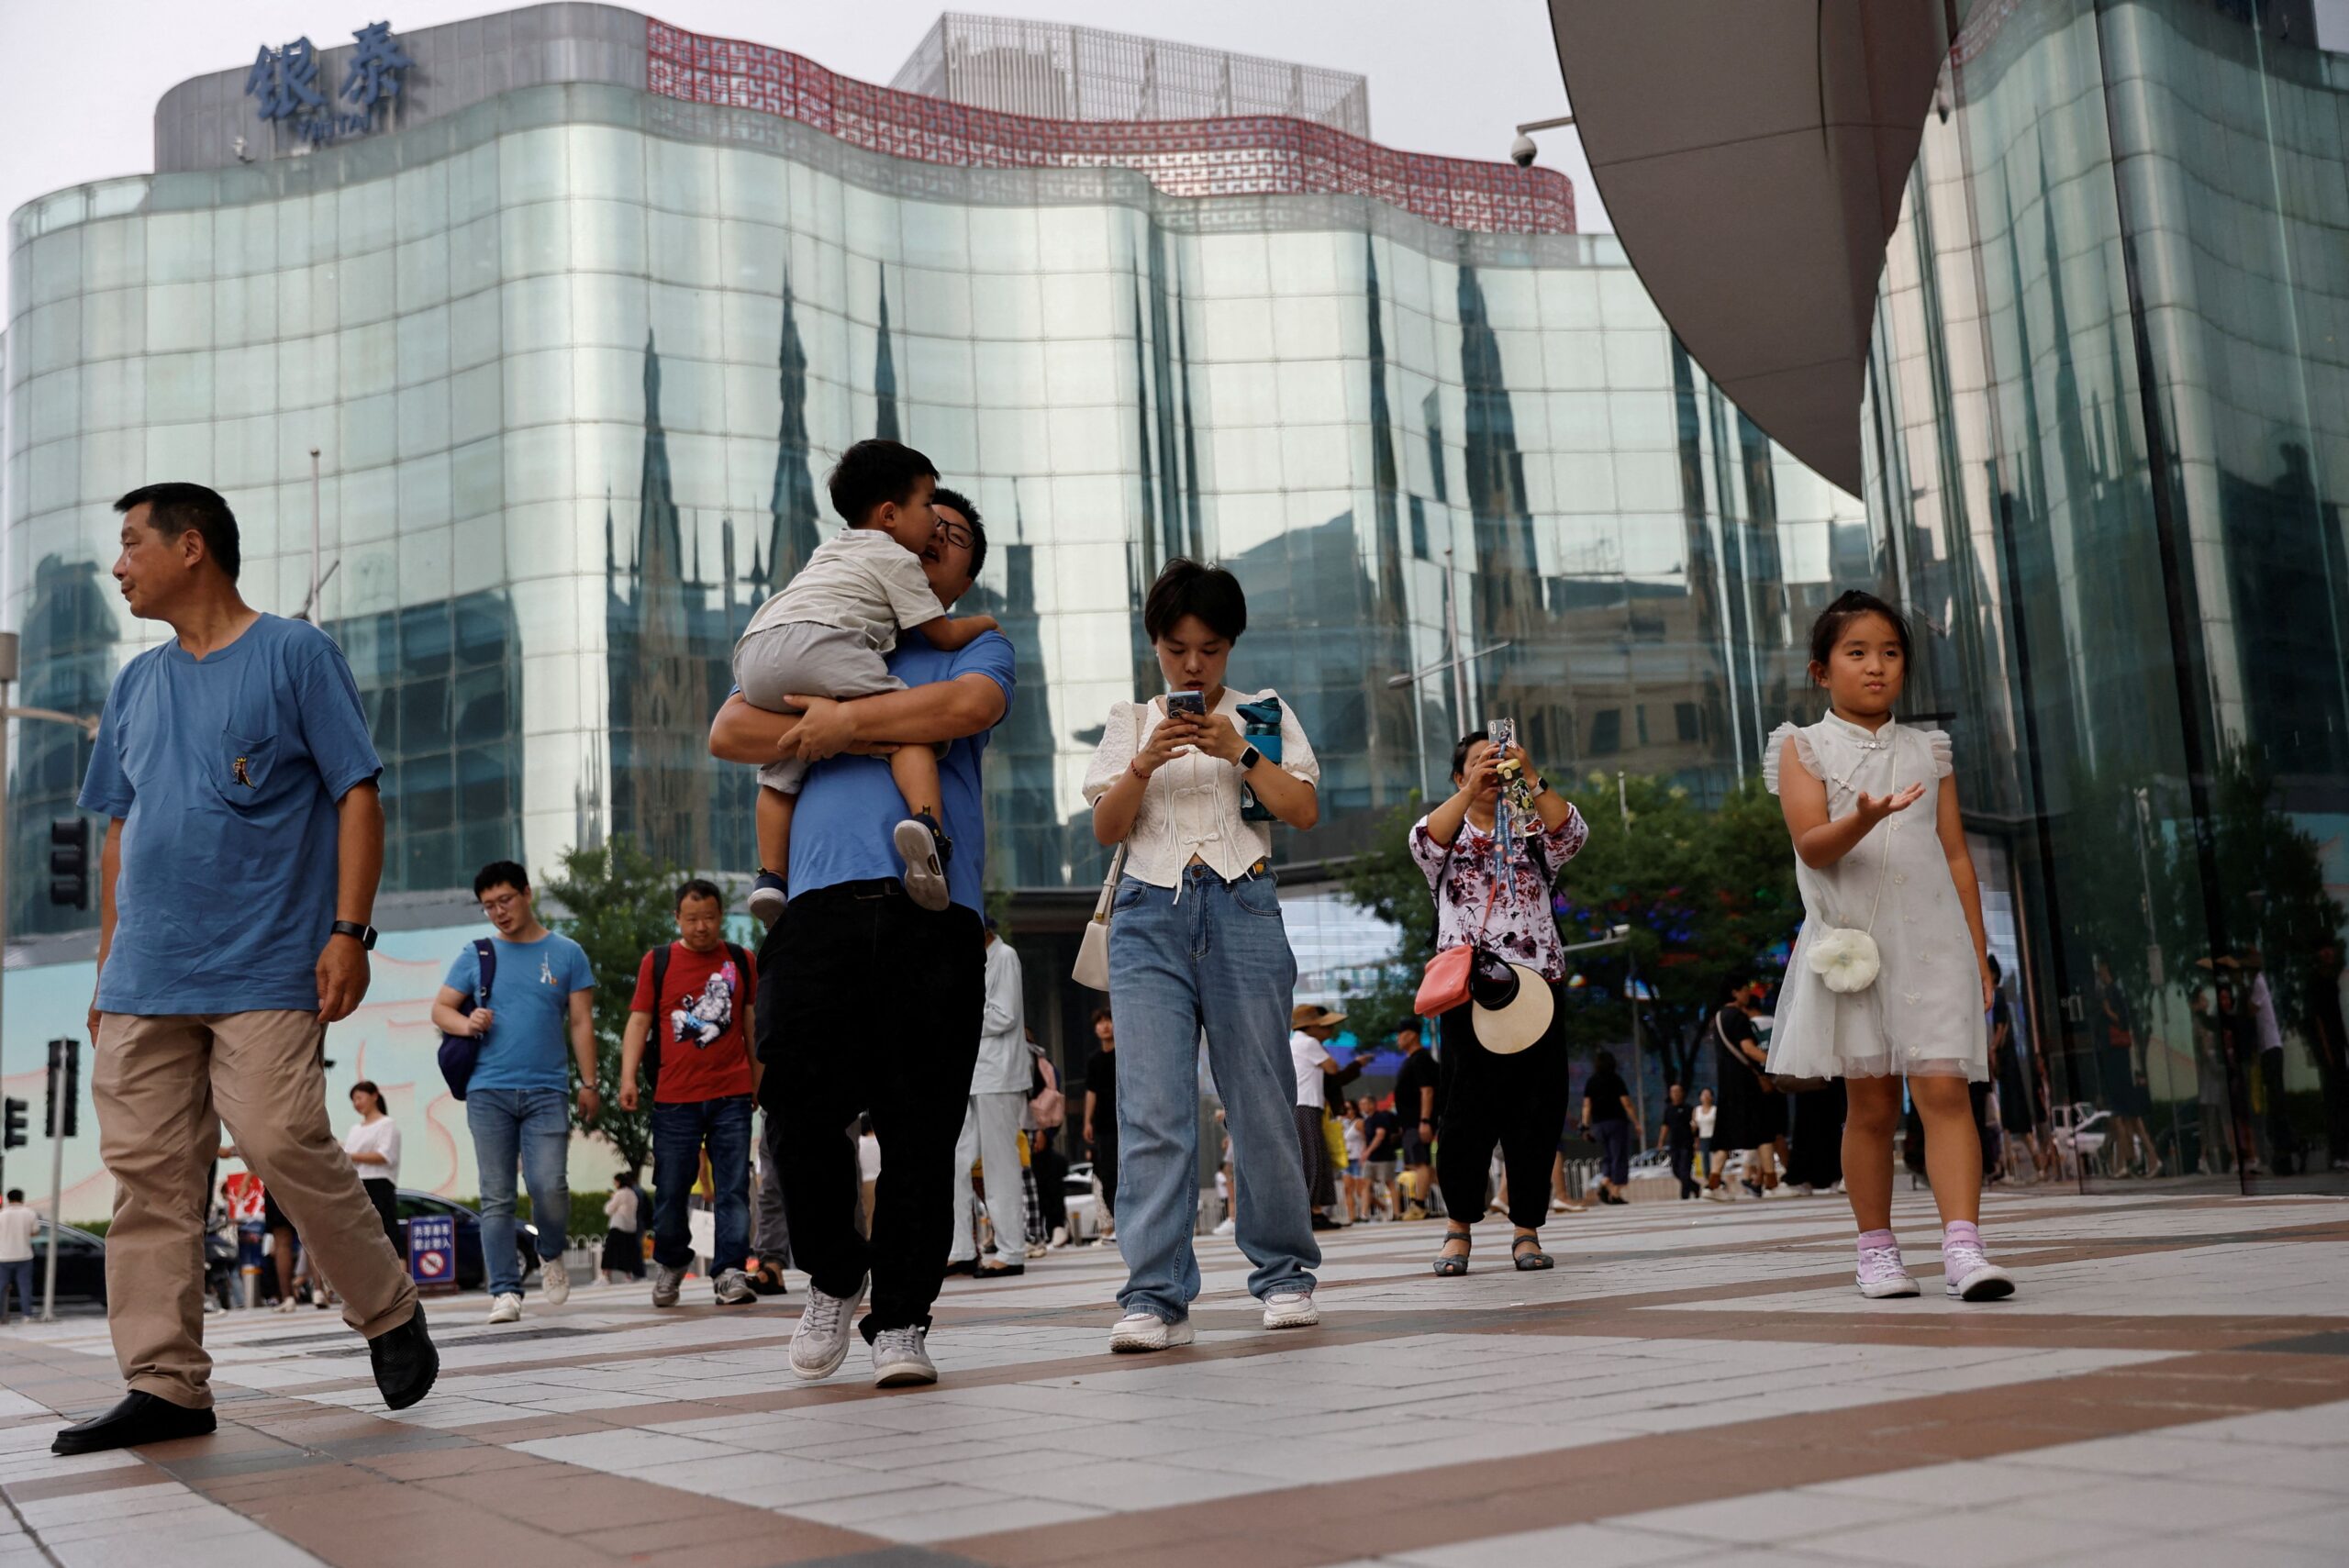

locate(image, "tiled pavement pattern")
[[0, 1189, 2343, 1567]]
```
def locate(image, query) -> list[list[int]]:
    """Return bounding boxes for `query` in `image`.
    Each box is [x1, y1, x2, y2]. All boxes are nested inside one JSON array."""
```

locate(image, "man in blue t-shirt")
[[709, 482, 1012, 1390], [58, 484, 436, 1457], [431, 860, 598, 1324]]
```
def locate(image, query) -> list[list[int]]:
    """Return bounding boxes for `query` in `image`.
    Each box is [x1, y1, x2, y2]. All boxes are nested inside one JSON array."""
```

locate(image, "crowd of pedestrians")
[[50, 465, 2101, 1458]]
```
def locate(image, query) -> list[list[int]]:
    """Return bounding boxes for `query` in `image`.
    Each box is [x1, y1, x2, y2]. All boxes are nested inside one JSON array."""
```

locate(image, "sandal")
[[1511, 1233, 1554, 1271], [1432, 1226, 1474, 1277]]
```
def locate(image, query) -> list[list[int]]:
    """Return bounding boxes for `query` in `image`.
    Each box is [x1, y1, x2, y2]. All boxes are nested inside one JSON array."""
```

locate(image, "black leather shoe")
[[368, 1306, 439, 1411], [51, 1391, 216, 1455]]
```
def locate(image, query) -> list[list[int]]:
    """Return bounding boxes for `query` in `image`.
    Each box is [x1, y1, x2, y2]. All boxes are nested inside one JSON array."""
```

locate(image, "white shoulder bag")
[[1074, 702, 1138, 992], [1806, 743, 1897, 995]]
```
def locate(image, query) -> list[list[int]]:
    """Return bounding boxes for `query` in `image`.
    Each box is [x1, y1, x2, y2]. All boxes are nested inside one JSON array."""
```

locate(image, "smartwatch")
[[1238, 744, 1263, 772], [330, 920, 379, 951]]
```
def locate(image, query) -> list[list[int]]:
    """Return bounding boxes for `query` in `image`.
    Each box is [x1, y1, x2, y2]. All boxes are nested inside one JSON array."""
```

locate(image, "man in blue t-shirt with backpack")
[[431, 861, 598, 1324]]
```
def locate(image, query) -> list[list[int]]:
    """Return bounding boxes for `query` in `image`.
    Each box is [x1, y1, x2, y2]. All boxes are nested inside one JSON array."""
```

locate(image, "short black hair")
[[930, 485, 989, 584], [1142, 559, 1247, 643], [1807, 589, 1912, 674], [1449, 729, 1490, 783], [1090, 1004, 1113, 1026], [5, 1190, 20, 1204], [116, 483, 240, 582], [473, 860, 529, 898], [1595, 1049, 1618, 1073], [827, 439, 938, 528], [675, 877, 724, 911]]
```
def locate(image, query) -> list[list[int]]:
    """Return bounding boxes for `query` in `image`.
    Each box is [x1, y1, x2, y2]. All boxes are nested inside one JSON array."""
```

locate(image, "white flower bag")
[[1804, 748, 1898, 996]]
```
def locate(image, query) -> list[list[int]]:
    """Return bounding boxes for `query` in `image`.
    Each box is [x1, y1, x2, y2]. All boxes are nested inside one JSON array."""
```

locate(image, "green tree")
[[540, 836, 694, 1176], [1333, 795, 1433, 1044]]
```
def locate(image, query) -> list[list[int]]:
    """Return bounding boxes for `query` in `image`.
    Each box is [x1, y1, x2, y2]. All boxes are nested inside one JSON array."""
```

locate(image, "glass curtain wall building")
[[1, 2, 1868, 1207], [1865, 0, 2349, 1185]]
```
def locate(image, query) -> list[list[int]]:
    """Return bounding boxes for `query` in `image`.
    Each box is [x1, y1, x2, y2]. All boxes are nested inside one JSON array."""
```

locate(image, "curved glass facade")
[[6, 30, 1859, 954], [1865, 0, 2349, 1187]]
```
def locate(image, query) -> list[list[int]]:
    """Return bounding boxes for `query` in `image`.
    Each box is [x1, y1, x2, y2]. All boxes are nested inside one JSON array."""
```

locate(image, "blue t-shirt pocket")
[[218, 728, 281, 805]]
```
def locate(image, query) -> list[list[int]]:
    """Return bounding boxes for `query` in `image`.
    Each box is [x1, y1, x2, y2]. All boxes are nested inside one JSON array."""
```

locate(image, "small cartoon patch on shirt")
[[232, 757, 254, 787], [540, 955, 556, 987]]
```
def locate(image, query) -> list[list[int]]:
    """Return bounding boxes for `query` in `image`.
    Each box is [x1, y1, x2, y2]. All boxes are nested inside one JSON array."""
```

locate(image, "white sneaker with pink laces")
[[1855, 1240, 1920, 1298]]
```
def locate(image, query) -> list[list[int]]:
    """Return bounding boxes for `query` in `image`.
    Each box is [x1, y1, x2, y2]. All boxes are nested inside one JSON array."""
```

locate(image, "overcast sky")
[[0, 0, 1599, 325]]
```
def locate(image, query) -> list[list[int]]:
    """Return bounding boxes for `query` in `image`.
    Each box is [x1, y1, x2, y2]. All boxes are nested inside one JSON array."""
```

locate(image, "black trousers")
[[1433, 989, 1570, 1231], [362, 1177, 402, 1258], [1668, 1140, 1699, 1197], [758, 882, 984, 1337], [1031, 1137, 1069, 1231]]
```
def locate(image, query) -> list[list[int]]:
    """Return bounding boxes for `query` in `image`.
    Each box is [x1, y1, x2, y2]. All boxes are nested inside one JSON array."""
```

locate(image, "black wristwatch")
[[330, 920, 378, 951], [1238, 744, 1263, 772]]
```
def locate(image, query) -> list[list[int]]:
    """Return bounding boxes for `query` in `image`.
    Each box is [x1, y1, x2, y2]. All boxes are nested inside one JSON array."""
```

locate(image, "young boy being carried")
[[733, 439, 996, 920]]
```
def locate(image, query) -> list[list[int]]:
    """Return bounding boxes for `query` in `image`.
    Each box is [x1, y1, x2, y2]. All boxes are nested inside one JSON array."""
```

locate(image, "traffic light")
[[43, 1040, 77, 1140], [48, 818, 89, 910], [1, 1099, 24, 1151]]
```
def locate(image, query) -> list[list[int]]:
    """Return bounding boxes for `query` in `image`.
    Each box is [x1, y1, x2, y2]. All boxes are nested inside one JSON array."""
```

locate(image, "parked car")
[[23, 1218, 107, 1306], [394, 1190, 540, 1293]]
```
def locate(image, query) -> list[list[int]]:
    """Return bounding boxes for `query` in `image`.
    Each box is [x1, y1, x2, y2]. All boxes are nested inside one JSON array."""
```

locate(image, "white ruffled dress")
[[1763, 713, 1987, 1083]]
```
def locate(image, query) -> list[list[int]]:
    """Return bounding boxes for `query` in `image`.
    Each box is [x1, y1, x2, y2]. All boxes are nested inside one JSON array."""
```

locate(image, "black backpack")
[[645, 940, 751, 1098]]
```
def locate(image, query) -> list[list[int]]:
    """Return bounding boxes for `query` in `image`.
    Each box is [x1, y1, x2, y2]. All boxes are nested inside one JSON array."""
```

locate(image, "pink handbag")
[[1414, 845, 1498, 1016]]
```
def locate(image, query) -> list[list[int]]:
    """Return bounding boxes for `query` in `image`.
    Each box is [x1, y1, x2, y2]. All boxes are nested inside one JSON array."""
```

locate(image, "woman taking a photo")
[[342, 1081, 403, 1255], [1412, 730, 1590, 1275], [1082, 559, 1323, 1352]]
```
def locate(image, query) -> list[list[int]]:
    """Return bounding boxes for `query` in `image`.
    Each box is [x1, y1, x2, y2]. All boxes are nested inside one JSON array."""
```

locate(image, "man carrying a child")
[[707, 462, 1013, 1389]]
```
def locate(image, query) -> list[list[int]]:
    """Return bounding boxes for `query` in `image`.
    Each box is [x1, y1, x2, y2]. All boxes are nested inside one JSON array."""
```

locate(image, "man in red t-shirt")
[[621, 880, 759, 1308]]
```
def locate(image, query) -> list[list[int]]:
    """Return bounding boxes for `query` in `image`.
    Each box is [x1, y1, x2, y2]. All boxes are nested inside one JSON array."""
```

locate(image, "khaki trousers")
[[95, 1010, 418, 1408]]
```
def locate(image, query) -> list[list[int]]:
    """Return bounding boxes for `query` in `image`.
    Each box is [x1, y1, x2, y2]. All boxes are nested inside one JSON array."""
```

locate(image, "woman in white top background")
[[1082, 560, 1323, 1354], [342, 1081, 403, 1258]]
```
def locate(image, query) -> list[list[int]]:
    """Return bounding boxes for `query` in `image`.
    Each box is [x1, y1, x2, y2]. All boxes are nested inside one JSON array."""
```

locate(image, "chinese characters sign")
[[247, 20, 411, 147]]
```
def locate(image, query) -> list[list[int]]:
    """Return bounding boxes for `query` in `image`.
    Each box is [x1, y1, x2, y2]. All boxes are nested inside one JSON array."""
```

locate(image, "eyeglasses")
[[934, 519, 974, 550], [480, 892, 522, 915]]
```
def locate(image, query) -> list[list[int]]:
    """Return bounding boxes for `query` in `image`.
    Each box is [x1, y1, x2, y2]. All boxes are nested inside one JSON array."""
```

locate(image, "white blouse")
[[1082, 688, 1320, 885], [342, 1116, 401, 1185]]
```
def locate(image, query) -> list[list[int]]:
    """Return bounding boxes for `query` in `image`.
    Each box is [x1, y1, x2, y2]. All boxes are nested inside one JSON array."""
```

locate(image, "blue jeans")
[[651, 1094, 753, 1273], [0, 1259, 32, 1318], [1107, 864, 1318, 1321], [465, 1086, 571, 1296]]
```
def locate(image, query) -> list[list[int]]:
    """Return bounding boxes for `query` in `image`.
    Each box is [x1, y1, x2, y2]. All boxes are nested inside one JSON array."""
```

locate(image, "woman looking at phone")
[[1082, 559, 1324, 1354]]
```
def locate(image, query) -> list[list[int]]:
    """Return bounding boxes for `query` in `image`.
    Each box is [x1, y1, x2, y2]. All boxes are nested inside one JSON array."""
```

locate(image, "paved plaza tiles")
[[0, 1188, 2341, 1567]]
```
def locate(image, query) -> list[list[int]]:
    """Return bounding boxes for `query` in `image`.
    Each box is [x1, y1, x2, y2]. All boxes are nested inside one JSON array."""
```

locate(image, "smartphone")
[[1166, 689, 1208, 718]]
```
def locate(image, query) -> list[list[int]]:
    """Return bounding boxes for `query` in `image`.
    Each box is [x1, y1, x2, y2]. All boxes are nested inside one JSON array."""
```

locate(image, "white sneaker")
[[1943, 1240, 2016, 1302], [712, 1268, 756, 1306], [788, 1275, 868, 1380], [1211, 1218, 1236, 1237], [486, 1293, 523, 1324], [540, 1256, 571, 1307], [870, 1325, 938, 1387], [1047, 1227, 1070, 1250], [651, 1262, 685, 1308], [894, 818, 951, 912], [1109, 1312, 1195, 1353], [1262, 1291, 1319, 1330]]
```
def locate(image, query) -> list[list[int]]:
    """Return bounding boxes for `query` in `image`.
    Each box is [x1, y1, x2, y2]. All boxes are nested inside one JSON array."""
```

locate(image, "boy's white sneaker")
[[486, 1293, 523, 1324], [894, 818, 951, 912]]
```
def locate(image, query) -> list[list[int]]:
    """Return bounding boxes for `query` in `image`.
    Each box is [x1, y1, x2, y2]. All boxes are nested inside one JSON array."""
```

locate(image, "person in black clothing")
[[1659, 1082, 1700, 1199], [1787, 1078, 1847, 1193], [1580, 1050, 1640, 1205], [1709, 979, 1780, 1197], [1082, 1006, 1119, 1229], [1390, 1025, 1441, 1217]]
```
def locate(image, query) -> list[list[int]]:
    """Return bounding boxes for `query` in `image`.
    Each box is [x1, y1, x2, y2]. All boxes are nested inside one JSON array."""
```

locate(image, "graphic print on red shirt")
[[629, 942, 757, 1104]]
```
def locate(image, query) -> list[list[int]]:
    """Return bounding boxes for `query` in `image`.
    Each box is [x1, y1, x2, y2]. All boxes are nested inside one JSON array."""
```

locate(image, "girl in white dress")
[[1765, 591, 2015, 1302]]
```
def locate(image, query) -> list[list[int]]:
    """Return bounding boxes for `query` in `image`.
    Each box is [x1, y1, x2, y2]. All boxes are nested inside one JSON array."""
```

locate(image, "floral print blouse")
[[1408, 807, 1591, 984]]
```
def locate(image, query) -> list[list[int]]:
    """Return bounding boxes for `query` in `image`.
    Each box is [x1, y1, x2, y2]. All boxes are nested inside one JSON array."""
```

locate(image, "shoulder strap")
[[651, 942, 671, 1004], [725, 941, 750, 977], [473, 939, 496, 1006]]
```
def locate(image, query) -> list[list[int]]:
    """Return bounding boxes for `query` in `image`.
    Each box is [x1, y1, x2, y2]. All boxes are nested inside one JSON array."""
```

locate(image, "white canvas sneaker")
[[540, 1256, 571, 1307], [486, 1293, 522, 1324], [788, 1275, 868, 1380], [870, 1325, 938, 1387]]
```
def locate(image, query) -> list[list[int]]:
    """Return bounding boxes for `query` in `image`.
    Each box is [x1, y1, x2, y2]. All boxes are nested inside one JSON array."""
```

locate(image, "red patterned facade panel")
[[642, 18, 1575, 235]]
